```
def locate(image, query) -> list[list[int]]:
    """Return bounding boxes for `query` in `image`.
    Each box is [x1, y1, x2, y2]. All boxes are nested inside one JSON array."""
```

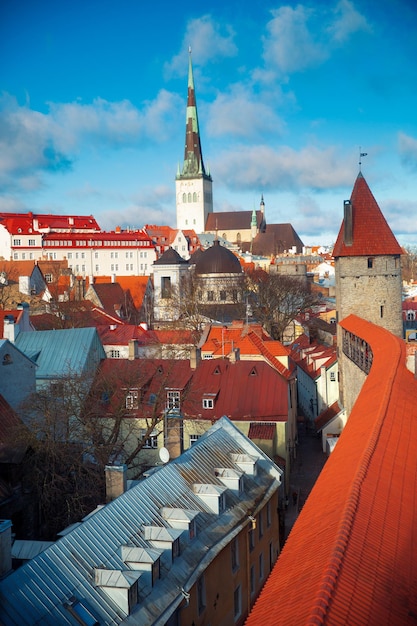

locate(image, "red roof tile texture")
[[333, 173, 403, 257], [246, 314, 417, 625]]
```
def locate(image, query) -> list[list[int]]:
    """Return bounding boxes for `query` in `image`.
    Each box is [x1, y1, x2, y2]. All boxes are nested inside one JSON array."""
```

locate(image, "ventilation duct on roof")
[[230, 453, 258, 476], [192, 483, 228, 514], [94, 568, 142, 615]]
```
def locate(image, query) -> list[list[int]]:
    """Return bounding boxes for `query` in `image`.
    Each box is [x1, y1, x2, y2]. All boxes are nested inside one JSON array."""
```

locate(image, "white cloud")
[[262, 1, 371, 76], [207, 84, 286, 139], [327, 0, 371, 43], [398, 132, 417, 171], [0, 91, 182, 192], [214, 144, 353, 191], [263, 5, 326, 75], [165, 15, 237, 76]]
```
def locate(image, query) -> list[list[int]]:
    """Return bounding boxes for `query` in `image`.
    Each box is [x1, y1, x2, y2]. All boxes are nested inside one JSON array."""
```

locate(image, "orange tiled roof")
[[333, 173, 402, 257], [246, 314, 417, 625], [314, 400, 342, 431], [248, 422, 275, 440]]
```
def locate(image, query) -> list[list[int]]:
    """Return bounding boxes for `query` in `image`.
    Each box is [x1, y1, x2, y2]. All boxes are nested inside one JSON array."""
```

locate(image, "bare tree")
[[14, 360, 194, 538], [402, 246, 417, 283], [245, 269, 321, 341]]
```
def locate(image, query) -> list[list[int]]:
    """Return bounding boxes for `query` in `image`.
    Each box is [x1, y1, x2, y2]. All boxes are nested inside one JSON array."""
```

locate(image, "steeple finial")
[[359, 147, 367, 172]]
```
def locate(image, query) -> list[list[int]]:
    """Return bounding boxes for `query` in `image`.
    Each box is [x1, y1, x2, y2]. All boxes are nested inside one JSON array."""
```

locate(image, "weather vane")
[[359, 147, 368, 171]]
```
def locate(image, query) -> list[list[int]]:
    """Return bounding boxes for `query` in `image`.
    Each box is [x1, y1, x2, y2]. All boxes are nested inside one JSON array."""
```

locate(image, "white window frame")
[[166, 390, 180, 412], [202, 398, 214, 409], [126, 389, 139, 410]]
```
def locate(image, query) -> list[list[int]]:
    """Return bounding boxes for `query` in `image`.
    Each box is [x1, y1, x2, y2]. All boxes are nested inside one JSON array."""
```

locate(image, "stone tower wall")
[[336, 253, 402, 410], [335, 254, 403, 337]]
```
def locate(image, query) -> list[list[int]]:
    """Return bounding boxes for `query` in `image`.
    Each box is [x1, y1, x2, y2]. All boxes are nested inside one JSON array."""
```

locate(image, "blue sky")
[[1, 0, 417, 246]]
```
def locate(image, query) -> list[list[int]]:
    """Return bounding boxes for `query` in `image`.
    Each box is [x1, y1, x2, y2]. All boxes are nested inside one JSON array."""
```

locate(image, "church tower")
[[176, 50, 213, 233], [334, 171, 403, 412]]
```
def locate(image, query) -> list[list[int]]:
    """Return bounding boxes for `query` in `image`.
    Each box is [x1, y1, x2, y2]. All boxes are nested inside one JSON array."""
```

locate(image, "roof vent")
[[94, 568, 141, 615]]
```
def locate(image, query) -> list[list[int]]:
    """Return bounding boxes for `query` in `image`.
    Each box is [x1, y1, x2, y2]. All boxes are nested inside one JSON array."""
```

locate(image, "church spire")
[[180, 48, 210, 179]]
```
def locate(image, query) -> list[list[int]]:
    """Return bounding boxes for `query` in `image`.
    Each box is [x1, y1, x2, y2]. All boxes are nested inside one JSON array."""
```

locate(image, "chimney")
[[0, 519, 12, 578], [343, 200, 353, 246], [3, 315, 16, 343], [229, 348, 240, 363], [190, 346, 201, 370], [105, 465, 127, 503], [128, 339, 138, 360]]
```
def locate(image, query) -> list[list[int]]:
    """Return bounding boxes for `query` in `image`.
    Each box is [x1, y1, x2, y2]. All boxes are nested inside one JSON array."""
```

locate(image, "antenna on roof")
[[359, 147, 368, 172]]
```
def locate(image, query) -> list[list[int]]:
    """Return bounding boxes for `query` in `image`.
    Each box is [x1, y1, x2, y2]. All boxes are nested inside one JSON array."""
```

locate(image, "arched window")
[[236, 233, 241, 245], [188, 192, 192, 202], [183, 193, 187, 203], [222, 233, 227, 241], [193, 192, 197, 202]]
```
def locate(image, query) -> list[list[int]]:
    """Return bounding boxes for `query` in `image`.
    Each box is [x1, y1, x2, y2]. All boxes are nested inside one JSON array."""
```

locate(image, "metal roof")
[[0, 417, 282, 625], [15, 327, 105, 382]]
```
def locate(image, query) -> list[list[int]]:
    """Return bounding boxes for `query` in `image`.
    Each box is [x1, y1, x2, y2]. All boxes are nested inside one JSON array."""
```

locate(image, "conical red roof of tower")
[[333, 173, 402, 257]]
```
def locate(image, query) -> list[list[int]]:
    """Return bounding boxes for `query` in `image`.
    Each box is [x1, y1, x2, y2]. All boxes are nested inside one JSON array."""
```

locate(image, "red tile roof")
[[0, 212, 101, 234], [333, 173, 402, 257], [314, 400, 342, 431], [246, 314, 417, 625], [93, 275, 151, 309], [200, 323, 292, 376], [183, 359, 290, 421], [248, 422, 275, 440]]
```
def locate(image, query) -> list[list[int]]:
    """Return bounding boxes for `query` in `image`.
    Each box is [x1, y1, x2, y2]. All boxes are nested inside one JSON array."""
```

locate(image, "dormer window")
[[166, 390, 180, 412], [2, 353, 12, 365], [126, 389, 139, 410], [202, 398, 214, 409]]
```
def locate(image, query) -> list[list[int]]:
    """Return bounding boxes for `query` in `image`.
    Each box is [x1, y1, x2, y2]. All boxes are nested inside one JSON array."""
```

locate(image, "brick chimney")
[[105, 465, 127, 503], [343, 200, 353, 246]]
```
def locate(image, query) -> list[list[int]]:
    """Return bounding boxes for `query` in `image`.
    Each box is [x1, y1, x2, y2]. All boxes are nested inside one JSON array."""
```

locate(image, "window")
[[258, 510, 263, 539], [166, 390, 180, 412], [249, 528, 255, 552], [2, 353, 12, 365], [330, 371, 336, 381], [367, 257, 374, 269], [233, 585, 242, 620], [139, 430, 158, 449], [193, 192, 197, 202], [220, 290, 226, 301], [161, 276, 171, 299], [95, 265, 99, 272], [13, 239, 21, 246], [197, 576, 206, 615], [68, 252, 72, 259], [231, 538, 239, 571], [202, 398, 214, 409], [183, 193, 187, 203], [250, 565, 255, 596], [44, 274, 52, 283], [189, 434, 201, 446], [259, 553, 264, 581], [126, 389, 139, 410], [207, 291, 214, 301], [267, 500, 272, 527], [110, 349, 120, 358], [28, 239, 35, 246], [380, 305, 384, 318]]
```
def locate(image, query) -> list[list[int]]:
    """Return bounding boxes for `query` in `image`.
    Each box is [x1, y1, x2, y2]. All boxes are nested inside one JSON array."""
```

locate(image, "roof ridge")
[[307, 316, 403, 623]]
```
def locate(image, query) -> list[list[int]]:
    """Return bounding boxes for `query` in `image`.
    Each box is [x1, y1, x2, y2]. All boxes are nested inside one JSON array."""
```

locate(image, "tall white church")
[[175, 51, 213, 233]]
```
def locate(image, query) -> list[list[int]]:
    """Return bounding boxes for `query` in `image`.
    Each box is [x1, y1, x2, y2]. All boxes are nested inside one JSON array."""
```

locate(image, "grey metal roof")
[[0, 417, 282, 626], [15, 327, 105, 381]]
